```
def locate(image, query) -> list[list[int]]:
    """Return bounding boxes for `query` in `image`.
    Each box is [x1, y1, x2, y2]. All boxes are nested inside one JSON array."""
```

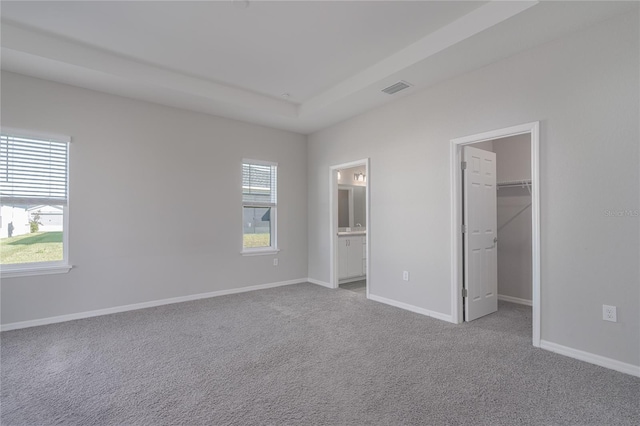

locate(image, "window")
[[0, 130, 71, 277], [242, 159, 277, 254]]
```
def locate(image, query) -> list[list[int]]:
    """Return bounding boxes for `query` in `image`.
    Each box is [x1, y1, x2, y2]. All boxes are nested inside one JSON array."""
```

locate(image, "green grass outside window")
[[0, 232, 63, 264]]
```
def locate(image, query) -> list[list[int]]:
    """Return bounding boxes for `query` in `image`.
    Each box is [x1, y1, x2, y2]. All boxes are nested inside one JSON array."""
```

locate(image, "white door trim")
[[330, 159, 370, 299], [450, 122, 540, 347]]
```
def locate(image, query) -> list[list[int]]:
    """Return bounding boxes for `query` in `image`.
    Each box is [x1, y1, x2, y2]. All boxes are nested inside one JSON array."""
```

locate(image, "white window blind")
[[1, 133, 69, 205], [242, 160, 277, 207]]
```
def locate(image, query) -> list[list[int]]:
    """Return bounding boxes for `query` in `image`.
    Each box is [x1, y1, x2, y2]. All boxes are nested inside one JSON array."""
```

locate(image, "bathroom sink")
[[338, 227, 366, 235]]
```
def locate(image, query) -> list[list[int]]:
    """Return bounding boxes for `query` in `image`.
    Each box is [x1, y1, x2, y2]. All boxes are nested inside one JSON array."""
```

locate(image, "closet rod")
[[497, 180, 531, 188], [497, 179, 531, 195]]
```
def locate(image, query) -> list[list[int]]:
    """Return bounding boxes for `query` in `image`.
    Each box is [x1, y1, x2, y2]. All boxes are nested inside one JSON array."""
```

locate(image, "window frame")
[[1, 128, 72, 278], [241, 159, 279, 256]]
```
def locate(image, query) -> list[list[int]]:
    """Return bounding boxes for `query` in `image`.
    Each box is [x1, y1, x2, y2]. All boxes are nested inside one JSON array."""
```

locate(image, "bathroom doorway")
[[329, 159, 370, 298]]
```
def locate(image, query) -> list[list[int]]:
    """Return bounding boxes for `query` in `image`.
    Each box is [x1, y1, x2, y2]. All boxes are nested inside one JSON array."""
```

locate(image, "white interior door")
[[463, 146, 498, 321]]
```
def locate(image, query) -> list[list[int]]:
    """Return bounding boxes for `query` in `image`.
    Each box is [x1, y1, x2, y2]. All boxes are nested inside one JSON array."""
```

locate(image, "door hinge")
[[461, 224, 467, 233], [461, 161, 467, 170], [462, 288, 468, 298]]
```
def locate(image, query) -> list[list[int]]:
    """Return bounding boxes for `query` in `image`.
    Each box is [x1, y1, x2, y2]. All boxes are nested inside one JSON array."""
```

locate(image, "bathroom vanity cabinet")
[[338, 234, 366, 281]]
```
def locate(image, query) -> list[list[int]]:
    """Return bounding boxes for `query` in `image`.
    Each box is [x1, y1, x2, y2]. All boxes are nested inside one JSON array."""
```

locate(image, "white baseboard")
[[498, 294, 532, 306], [540, 340, 640, 378], [368, 293, 454, 323], [1, 278, 307, 332], [307, 278, 333, 288]]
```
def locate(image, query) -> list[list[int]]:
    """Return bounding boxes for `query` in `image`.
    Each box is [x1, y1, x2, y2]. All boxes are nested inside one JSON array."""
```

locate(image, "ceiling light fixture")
[[354, 172, 366, 183], [281, 93, 290, 99]]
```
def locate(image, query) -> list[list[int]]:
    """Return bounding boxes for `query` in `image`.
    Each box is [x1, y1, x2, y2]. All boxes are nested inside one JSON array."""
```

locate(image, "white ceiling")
[[0, 0, 485, 103], [1, 1, 636, 134]]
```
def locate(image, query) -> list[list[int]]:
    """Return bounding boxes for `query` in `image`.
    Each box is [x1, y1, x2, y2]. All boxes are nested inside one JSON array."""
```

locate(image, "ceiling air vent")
[[381, 80, 412, 95]]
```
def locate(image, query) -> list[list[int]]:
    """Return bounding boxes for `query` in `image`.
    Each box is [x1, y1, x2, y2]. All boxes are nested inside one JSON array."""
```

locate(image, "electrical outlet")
[[273, 258, 278, 266], [602, 305, 617, 322], [402, 271, 409, 281]]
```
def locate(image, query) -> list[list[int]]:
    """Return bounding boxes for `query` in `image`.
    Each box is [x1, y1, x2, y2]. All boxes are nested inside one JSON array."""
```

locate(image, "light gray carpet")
[[339, 279, 366, 295], [1, 283, 638, 425]]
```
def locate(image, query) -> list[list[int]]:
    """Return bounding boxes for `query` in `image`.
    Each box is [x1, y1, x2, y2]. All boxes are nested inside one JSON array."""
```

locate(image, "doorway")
[[330, 159, 370, 298], [450, 122, 541, 347]]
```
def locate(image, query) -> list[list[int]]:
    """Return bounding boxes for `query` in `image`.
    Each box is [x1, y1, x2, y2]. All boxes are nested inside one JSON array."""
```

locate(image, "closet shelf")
[[497, 179, 531, 195], [497, 179, 531, 189]]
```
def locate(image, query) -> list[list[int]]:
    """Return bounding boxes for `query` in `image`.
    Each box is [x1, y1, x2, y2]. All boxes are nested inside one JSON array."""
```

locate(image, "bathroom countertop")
[[337, 230, 366, 236]]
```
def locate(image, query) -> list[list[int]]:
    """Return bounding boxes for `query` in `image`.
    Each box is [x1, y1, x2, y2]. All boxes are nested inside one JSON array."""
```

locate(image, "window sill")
[[1, 264, 73, 279], [241, 248, 280, 257]]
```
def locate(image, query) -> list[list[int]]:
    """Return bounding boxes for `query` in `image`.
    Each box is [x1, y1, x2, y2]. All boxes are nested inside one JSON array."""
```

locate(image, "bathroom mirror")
[[338, 185, 366, 228]]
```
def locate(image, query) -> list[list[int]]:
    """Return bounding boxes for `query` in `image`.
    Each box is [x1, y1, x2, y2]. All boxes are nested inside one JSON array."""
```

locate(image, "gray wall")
[[1, 71, 308, 325], [307, 13, 639, 366], [494, 135, 532, 301], [495, 134, 531, 182]]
